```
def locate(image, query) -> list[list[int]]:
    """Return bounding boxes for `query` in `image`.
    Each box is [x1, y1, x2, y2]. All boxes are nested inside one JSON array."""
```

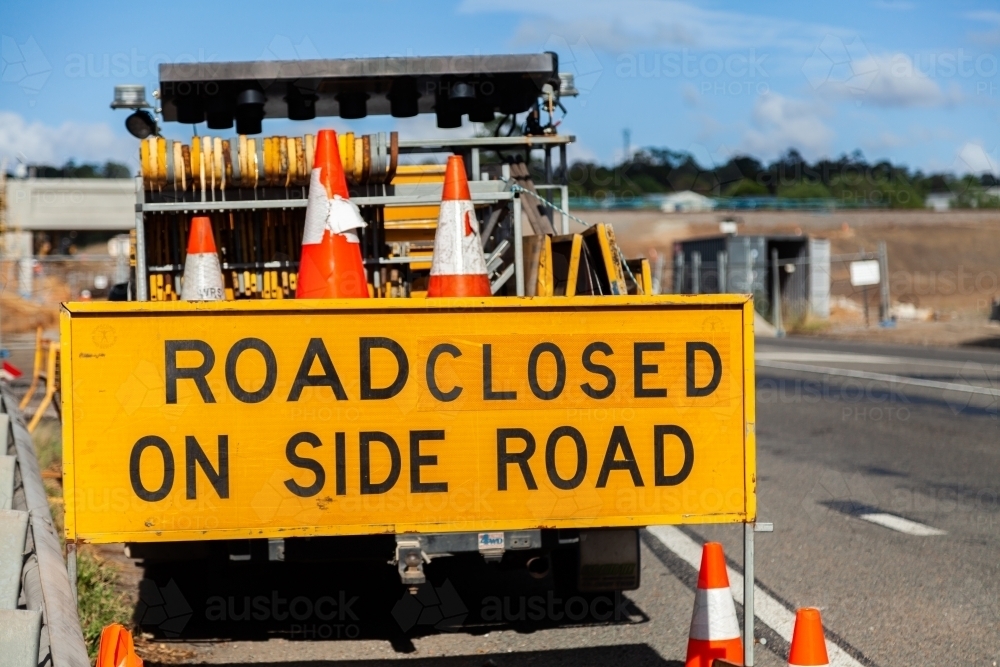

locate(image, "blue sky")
[[1, 0, 998, 175]]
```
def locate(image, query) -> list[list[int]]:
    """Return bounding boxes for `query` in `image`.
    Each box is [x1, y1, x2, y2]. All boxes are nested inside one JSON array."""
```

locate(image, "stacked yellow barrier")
[[139, 132, 398, 191]]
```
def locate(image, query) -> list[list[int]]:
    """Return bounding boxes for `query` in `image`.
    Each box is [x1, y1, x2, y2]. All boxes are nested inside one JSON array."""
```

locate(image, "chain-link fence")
[[0, 256, 124, 335]]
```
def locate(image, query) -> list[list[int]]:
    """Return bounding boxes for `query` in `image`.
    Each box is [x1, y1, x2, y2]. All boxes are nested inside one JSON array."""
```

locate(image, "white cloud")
[[856, 54, 947, 107], [954, 142, 998, 175], [458, 0, 849, 52], [0, 110, 136, 166], [740, 93, 834, 160], [803, 38, 948, 108]]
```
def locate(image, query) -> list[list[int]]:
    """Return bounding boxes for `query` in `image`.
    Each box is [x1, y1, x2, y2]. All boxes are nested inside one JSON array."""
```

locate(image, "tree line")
[[565, 148, 1000, 209], [7, 160, 131, 179]]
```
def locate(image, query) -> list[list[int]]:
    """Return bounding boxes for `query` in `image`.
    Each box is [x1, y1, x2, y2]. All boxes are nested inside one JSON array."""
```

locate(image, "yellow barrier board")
[[60, 296, 756, 543]]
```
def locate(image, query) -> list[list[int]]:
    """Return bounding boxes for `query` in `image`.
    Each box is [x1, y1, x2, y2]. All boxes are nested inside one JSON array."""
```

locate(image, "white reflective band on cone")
[[689, 587, 741, 641], [180, 253, 225, 301], [302, 168, 366, 245], [430, 199, 488, 276]]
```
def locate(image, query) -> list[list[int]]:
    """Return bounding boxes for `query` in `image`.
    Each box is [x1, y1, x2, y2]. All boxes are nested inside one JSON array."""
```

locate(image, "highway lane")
[[692, 337, 1000, 666], [128, 337, 998, 666]]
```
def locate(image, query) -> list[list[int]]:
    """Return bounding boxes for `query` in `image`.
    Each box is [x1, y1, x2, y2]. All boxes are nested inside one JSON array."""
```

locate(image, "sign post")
[[850, 259, 881, 327]]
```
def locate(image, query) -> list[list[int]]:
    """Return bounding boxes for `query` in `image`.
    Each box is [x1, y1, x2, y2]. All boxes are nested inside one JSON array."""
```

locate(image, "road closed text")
[[62, 301, 754, 540]]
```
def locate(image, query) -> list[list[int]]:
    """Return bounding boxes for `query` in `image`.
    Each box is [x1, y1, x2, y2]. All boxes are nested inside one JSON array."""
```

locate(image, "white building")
[[925, 192, 953, 212], [659, 190, 715, 213], [4, 178, 135, 231]]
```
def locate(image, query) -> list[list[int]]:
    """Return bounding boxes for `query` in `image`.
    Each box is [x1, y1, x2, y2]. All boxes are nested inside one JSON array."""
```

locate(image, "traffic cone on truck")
[[686, 542, 743, 667], [296, 128, 369, 299], [426, 155, 491, 297], [180, 216, 224, 301]]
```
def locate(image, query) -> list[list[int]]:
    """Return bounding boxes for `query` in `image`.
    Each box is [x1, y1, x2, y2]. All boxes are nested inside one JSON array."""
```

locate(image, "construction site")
[[1, 5, 999, 667]]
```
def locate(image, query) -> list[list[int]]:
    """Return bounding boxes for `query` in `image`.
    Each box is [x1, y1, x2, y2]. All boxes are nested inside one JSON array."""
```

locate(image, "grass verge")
[[77, 550, 133, 660], [31, 418, 133, 661]]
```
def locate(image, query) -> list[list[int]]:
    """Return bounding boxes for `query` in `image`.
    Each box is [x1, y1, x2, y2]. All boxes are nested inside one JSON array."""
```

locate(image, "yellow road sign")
[[61, 296, 756, 543]]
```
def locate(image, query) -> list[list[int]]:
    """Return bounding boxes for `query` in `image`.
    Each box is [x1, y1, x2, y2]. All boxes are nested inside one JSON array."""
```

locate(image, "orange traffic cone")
[[686, 542, 743, 667], [180, 216, 224, 301], [788, 608, 830, 667], [296, 129, 369, 299], [426, 155, 491, 297], [97, 623, 143, 667]]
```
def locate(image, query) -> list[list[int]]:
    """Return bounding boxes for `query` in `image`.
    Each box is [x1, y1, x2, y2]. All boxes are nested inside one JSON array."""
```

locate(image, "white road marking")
[[757, 352, 912, 365], [856, 512, 946, 536], [757, 351, 998, 372], [756, 360, 1000, 396], [646, 525, 865, 667]]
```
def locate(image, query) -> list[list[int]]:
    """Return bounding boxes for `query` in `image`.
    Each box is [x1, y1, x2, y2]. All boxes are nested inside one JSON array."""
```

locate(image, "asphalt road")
[[107, 336, 999, 666]]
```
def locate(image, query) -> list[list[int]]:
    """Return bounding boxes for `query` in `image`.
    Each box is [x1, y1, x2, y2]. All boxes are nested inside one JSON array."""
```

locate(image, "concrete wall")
[[4, 179, 134, 231]]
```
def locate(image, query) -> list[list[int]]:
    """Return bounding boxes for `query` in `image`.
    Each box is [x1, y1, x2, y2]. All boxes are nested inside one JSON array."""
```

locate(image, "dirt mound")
[[1, 275, 67, 334]]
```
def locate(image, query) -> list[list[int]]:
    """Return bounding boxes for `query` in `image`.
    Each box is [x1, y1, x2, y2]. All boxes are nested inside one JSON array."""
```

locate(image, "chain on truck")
[[61, 52, 753, 623]]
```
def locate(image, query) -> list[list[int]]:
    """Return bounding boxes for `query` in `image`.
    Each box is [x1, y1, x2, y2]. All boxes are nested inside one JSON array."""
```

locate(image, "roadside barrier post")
[[0, 509, 29, 608], [771, 248, 784, 337], [0, 608, 42, 667]]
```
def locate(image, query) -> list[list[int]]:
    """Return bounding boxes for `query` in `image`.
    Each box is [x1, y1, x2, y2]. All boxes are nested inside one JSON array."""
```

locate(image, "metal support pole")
[[878, 240, 890, 323], [691, 252, 701, 295], [134, 176, 148, 301], [560, 185, 569, 234], [652, 253, 665, 295], [471, 148, 480, 181], [543, 147, 554, 226], [744, 522, 755, 666], [66, 542, 77, 606], [717, 251, 728, 293], [674, 252, 685, 294], [559, 144, 568, 184], [771, 248, 784, 337], [513, 195, 525, 296]]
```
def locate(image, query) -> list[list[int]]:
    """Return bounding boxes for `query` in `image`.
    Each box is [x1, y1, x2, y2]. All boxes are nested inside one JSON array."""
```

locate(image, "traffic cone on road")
[[296, 129, 369, 299], [788, 608, 830, 667], [97, 623, 143, 667], [426, 155, 491, 297], [180, 216, 224, 301], [686, 542, 743, 667]]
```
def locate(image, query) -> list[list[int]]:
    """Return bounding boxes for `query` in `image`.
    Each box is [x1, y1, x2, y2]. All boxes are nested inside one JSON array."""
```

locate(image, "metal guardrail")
[[568, 194, 889, 211], [1, 385, 89, 667]]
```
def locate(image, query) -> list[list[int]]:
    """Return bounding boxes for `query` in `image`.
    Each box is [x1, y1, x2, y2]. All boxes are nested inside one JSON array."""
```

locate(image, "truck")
[[59, 53, 753, 624]]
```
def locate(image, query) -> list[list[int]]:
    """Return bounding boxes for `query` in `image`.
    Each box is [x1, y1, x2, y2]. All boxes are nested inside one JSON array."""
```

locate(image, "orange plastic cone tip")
[[442, 154, 472, 201], [697, 542, 731, 589], [315, 129, 350, 199], [187, 216, 216, 254], [788, 608, 830, 666]]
